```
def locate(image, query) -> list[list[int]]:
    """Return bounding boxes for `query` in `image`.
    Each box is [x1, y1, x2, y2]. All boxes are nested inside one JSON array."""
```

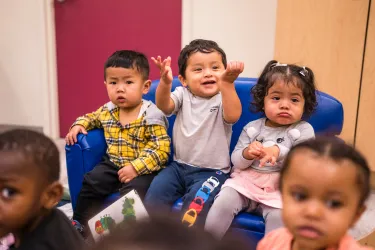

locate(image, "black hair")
[[280, 137, 371, 207], [90, 216, 249, 250], [0, 129, 60, 183], [104, 50, 150, 80], [251, 60, 317, 118], [178, 39, 227, 78]]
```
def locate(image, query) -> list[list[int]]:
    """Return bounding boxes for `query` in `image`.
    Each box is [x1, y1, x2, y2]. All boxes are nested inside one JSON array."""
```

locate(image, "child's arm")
[[231, 127, 257, 169], [65, 106, 104, 145], [152, 56, 175, 115], [118, 124, 171, 182], [220, 61, 244, 123]]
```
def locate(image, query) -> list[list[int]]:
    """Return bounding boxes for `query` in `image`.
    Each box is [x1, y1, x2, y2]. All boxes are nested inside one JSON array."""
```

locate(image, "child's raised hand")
[[258, 146, 280, 168], [243, 141, 263, 160], [65, 125, 87, 145], [220, 61, 244, 84], [151, 56, 173, 85], [118, 165, 138, 183]]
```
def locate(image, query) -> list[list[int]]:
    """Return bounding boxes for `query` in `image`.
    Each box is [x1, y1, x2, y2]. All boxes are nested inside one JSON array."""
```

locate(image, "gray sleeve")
[[144, 102, 169, 129], [277, 122, 315, 160], [231, 124, 256, 170], [170, 86, 184, 115]]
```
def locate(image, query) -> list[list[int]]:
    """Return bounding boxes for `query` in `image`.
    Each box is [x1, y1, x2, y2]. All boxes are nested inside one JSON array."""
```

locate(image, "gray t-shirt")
[[169, 87, 232, 173], [231, 117, 315, 173]]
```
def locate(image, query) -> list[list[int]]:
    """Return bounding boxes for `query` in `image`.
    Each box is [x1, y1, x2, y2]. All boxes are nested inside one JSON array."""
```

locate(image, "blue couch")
[[66, 77, 343, 247]]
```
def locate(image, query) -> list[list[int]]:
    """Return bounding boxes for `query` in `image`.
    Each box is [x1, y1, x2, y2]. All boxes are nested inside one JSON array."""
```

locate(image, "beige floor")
[[55, 139, 375, 241]]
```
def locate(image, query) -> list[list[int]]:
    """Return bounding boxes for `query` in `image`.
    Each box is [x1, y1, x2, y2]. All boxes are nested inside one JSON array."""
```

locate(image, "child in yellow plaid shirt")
[[65, 50, 171, 236]]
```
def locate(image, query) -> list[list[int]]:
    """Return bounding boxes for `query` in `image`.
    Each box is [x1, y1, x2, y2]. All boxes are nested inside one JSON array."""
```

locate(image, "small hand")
[[258, 146, 280, 167], [65, 125, 87, 145], [151, 56, 173, 85], [118, 165, 138, 183], [243, 141, 263, 160], [220, 61, 244, 84]]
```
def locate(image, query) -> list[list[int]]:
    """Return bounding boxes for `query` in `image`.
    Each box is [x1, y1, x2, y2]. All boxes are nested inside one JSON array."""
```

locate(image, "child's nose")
[[280, 100, 290, 109], [203, 68, 212, 77], [304, 201, 324, 220], [116, 83, 125, 92]]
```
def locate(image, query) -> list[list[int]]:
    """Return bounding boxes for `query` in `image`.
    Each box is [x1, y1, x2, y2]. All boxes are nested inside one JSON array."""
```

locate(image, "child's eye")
[[291, 191, 307, 202], [212, 65, 219, 70], [291, 98, 300, 102], [194, 68, 202, 72], [272, 97, 280, 100], [326, 199, 343, 209], [110, 81, 116, 85], [1, 188, 17, 199], [125, 81, 133, 84]]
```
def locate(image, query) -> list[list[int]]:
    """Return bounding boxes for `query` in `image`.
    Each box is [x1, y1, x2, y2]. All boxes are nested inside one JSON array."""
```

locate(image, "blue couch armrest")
[[66, 129, 107, 209]]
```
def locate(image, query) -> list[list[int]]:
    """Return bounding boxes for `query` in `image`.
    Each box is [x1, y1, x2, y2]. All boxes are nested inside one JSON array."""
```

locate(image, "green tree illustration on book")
[[122, 197, 136, 222]]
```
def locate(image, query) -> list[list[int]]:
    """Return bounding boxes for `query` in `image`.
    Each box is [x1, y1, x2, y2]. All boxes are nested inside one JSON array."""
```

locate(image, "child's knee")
[[264, 209, 283, 233]]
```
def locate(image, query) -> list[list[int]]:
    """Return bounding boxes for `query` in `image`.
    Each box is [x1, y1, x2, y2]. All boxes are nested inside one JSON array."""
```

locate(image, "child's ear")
[[178, 75, 188, 87], [350, 205, 366, 227], [41, 181, 63, 209], [104, 81, 107, 85], [142, 80, 151, 94]]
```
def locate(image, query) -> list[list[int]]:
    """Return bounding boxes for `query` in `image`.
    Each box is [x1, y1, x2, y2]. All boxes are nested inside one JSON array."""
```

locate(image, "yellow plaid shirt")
[[72, 101, 171, 175]]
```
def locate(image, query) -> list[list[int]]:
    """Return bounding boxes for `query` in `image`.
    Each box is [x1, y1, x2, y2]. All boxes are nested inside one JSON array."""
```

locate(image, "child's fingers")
[[151, 56, 162, 68], [253, 141, 263, 148], [250, 143, 263, 151], [68, 134, 74, 145], [248, 149, 262, 158], [80, 127, 88, 135], [73, 133, 78, 143], [117, 169, 123, 175], [165, 56, 171, 66], [237, 62, 244, 73], [226, 62, 232, 72], [162, 68, 170, 78], [118, 171, 127, 182], [70, 135, 76, 145], [228, 61, 244, 75], [65, 134, 70, 145], [120, 176, 127, 183], [66, 133, 74, 145], [270, 156, 277, 166], [161, 57, 170, 70], [151, 57, 158, 65], [259, 156, 270, 167]]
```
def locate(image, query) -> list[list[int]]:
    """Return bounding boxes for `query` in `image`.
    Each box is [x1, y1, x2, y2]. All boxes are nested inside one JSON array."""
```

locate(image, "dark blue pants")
[[144, 161, 228, 227]]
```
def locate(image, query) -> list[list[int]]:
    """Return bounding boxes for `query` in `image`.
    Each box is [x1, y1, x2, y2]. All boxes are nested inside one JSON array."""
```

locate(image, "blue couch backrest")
[[144, 77, 343, 155]]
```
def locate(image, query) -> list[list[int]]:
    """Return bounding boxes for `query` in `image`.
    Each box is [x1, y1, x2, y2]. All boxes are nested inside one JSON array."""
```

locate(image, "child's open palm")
[[220, 61, 244, 84], [151, 56, 173, 84]]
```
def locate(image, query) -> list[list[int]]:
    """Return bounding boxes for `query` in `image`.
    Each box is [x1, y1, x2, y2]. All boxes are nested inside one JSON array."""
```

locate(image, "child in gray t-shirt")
[[144, 39, 244, 227], [205, 60, 318, 239]]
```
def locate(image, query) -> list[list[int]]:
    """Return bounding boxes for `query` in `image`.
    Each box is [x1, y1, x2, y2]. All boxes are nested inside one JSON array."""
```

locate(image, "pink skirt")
[[222, 168, 282, 208], [0, 234, 14, 250]]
